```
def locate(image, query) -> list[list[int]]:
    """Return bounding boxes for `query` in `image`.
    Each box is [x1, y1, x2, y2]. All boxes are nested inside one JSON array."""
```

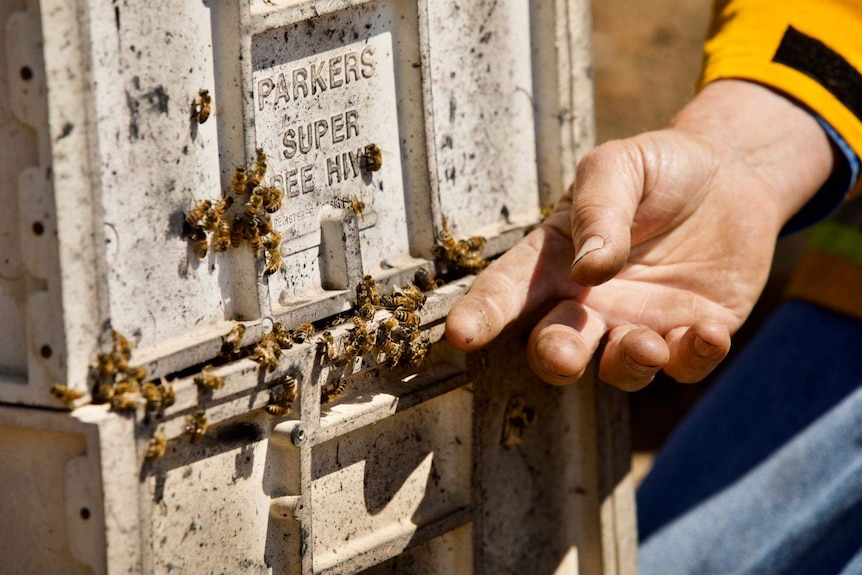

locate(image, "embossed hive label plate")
[[251, 1, 422, 304]]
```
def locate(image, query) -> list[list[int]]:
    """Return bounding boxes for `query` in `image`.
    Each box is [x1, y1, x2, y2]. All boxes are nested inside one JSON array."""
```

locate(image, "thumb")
[[569, 139, 645, 286]]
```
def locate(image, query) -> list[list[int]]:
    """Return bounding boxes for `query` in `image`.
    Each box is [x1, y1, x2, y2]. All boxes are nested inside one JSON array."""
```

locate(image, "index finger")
[[445, 225, 575, 351]]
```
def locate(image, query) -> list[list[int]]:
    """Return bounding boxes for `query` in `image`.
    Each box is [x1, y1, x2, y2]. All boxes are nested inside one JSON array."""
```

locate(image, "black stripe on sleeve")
[[773, 25, 862, 123]]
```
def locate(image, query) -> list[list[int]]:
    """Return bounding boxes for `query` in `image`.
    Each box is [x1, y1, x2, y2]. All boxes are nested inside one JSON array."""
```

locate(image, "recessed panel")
[[425, 0, 540, 235], [310, 387, 472, 572], [252, 0, 426, 309]]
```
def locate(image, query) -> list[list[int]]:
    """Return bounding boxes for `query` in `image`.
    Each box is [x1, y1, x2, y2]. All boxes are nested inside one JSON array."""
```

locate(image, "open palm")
[[445, 81, 833, 389]]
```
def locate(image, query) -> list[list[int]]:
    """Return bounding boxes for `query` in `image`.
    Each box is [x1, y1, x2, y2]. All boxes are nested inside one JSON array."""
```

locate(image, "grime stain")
[[145, 85, 170, 114]]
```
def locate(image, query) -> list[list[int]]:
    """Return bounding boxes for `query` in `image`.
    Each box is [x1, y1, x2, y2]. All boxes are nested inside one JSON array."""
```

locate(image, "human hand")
[[446, 80, 835, 390]]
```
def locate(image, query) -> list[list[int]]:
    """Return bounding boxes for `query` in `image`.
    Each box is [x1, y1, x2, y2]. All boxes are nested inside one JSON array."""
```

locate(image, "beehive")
[[0, 0, 635, 572]]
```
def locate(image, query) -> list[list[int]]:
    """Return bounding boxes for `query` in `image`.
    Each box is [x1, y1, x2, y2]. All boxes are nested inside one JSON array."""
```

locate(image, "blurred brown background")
[[592, 0, 710, 143], [590, 0, 809, 479]]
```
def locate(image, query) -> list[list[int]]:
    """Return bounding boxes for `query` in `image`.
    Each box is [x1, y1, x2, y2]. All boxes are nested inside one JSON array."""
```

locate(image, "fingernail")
[[693, 335, 719, 358], [571, 235, 604, 268], [623, 353, 661, 375]]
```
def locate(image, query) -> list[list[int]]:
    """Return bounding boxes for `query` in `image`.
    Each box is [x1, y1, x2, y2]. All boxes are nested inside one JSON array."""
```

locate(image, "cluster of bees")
[[431, 217, 488, 278], [85, 330, 175, 415], [82, 272, 444, 458], [191, 271, 438, 410], [314, 274, 434, 404], [45, 330, 176, 461], [183, 148, 284, 276]]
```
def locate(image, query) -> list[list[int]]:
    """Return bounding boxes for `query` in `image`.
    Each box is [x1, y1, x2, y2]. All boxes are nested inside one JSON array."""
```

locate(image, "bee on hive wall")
[[191, 89, 212, 124]]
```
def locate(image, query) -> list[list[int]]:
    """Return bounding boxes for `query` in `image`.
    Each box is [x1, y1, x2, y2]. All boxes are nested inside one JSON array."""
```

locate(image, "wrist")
[[670, 79, 836, 228]]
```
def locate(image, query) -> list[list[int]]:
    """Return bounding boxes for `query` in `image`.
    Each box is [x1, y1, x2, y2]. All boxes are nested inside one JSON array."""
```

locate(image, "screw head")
[[291, 426, 307, 446]]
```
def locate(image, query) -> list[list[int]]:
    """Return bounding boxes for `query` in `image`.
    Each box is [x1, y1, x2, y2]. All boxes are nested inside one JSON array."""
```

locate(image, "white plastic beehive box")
[[0, 0, 635, 573]]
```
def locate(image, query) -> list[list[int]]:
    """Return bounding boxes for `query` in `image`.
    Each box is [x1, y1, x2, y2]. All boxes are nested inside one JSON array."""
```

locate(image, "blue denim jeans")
[[638, 300, 862, 575]]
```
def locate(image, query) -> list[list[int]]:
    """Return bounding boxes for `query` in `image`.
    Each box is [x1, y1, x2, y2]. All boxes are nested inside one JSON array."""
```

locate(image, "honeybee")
[[184, 200, 211, 234], [363, 143, 382, 172], [327, 312, 351, 328], [252, 214, 273, 236], [229, 217, 245, 248], [259, 331, 279, 348], [501, 396, 537, 449], [252, 337, 281, 372], [401, 283, 426, 307], [356, 282, 372, 306], [208, 196, 232, 224], [393, 308, 420, 328], [254, 147, 268, 175], [159, 380, 176, 408], [191, 89, 212, 124], [356, 302, 376, 321], [201, 209, 219, 233], [375, 316, 400, 347], [263, 231, 281, 253], [191, 232, 209, 259], [94, 383, 115, 404], [263, 250, 283, 276], [261, 186, 283, 213], [125, 366, 147, 383], [146, 431, 167, 461], [464, 236, 487, 251], [194, 371, 225, 390], [436, 224, 456, 252], [413, 268, 440, 292], [402, 336, 431, 368], [111, 390, 140, 413], [355, 275, 380, 307], [113, 330, 132, 358], [345, 195, 365, 221], [378, 293, 398, 310], [349, 318, 374, 354], [381, 284, 425, 312], [213, 218, 232, 252], [184, 410, 208, 443], [432, 215, 489, 275], [50, 384, 85, 405], [265, 376, 297, 416], [379, 316, 400, 333], [247, 226, 263, 254], [142, 381, 166, 412], [114, 379, 139, 394], [271, 322, 294, 349], [321, 377, 347, 404], [291, 322, 314, 343], [222, 324, 246, 355], [247, 148, 267, 189], [458, 250, 488, 273], [379, 339, 403, 368], [245, 191, 264, 217], [451, 239, 482, 267], [93, 352, 117, 383], [231, 167, 249, 196], [316, 331, 337, 362], [333, 344, 358, 368], [213, 196, 233, 219]]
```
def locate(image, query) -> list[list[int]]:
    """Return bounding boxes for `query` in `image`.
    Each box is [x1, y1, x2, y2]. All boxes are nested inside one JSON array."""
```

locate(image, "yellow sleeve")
[[700, 0, 862, 196]]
